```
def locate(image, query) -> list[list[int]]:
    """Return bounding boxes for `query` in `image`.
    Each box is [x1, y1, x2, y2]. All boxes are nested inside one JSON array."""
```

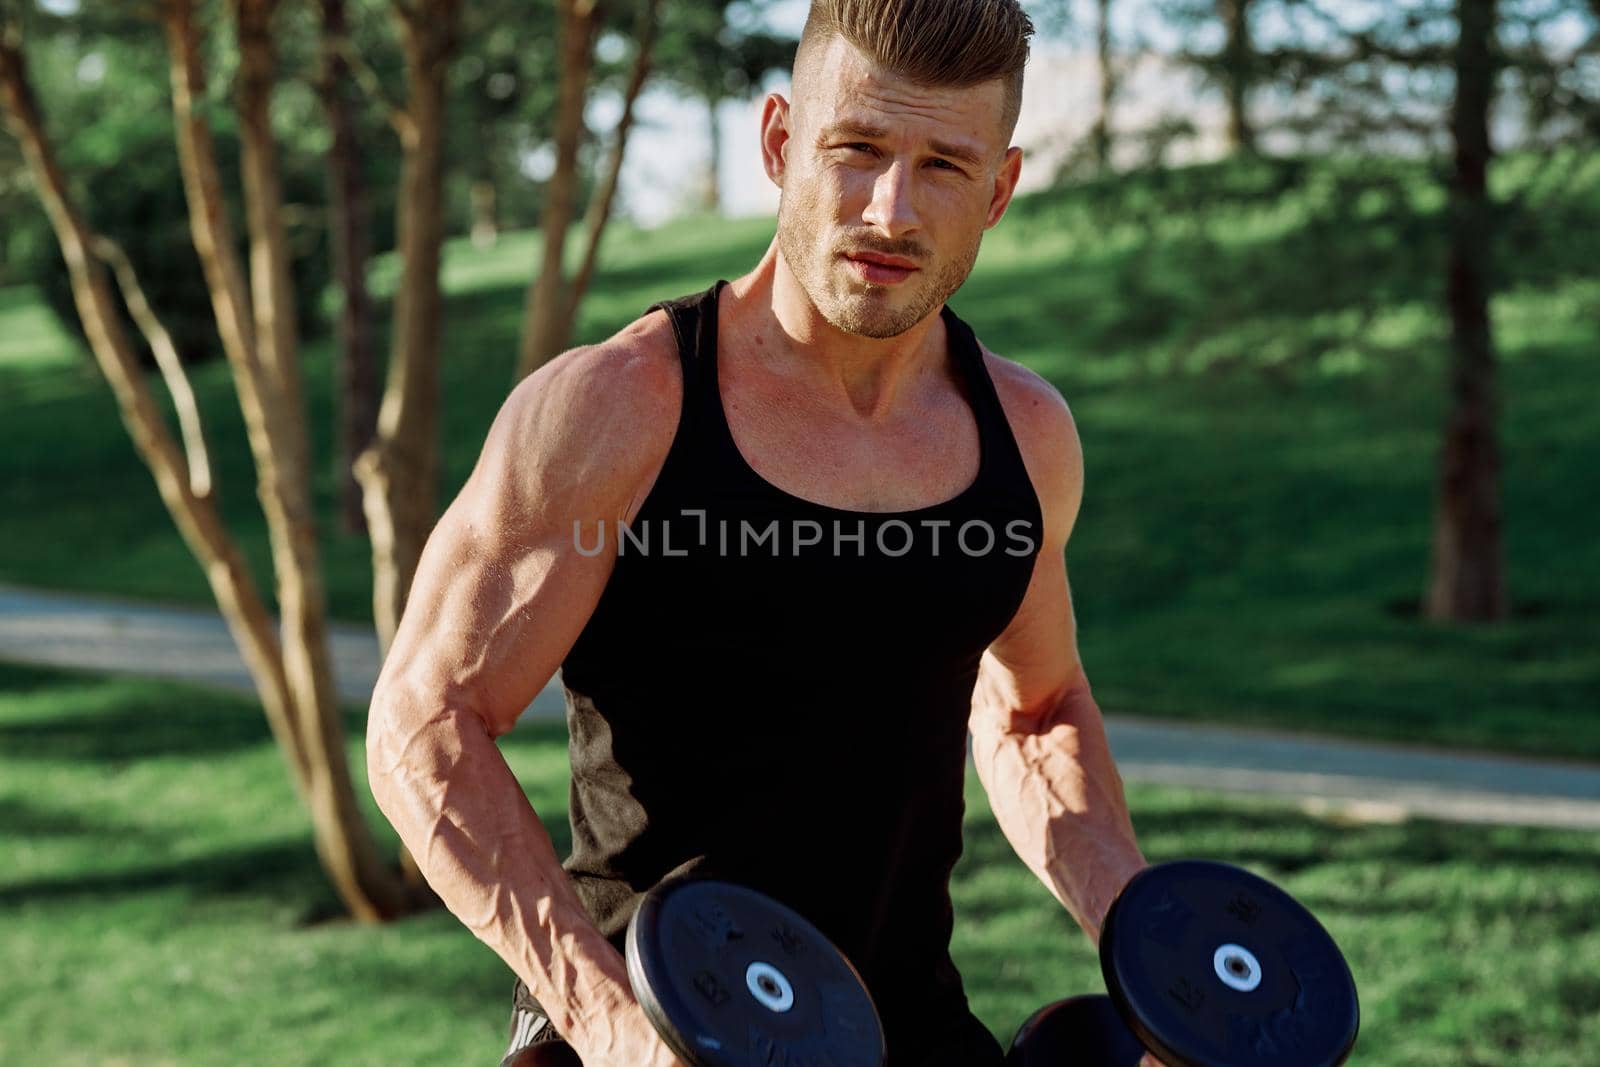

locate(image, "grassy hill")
[[1, 151, 1596, 758]]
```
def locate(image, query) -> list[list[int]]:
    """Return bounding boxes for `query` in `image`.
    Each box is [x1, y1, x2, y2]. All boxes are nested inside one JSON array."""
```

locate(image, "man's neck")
[[725, 240, 949, 421]]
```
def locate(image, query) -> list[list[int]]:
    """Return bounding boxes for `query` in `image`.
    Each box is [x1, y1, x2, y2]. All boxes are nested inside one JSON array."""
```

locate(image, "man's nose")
[[860, 161, 920, 239]]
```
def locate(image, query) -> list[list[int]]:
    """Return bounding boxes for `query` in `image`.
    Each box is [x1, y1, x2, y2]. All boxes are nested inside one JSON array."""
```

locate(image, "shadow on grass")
[[1127, 801, 1600, 872], [0, 670, 275, 764], [0, 837, 320, 908], [0, 696, 278, 763], [960, 795, 1600, 932], [0, 795, 163, 841]]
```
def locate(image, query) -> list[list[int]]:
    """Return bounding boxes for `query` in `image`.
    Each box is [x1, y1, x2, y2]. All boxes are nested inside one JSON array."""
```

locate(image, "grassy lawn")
[[1, 152, 1596, 759], [2, 661, 1597, 1066]]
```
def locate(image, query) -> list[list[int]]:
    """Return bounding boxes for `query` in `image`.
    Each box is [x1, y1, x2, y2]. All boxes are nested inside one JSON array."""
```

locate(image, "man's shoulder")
[[972, 341, 1084, 540], [974, 343, 1080, 470], [481, 309, 683, 512], [499, 308, 682, 446], [521, 307, 681, 416]]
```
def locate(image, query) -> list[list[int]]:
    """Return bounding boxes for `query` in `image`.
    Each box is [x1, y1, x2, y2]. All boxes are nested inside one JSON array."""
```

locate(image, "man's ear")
[[985, 146, 1025, 230], [760, 93, 793, 189]]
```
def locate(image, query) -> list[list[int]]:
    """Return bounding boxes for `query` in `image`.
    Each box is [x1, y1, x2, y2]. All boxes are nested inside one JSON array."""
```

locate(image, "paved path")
[[3, 583, 1598, 830], [0, 584, 569, 721]]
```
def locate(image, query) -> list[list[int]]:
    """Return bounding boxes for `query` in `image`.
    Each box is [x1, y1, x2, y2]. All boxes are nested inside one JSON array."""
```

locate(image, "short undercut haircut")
[[796, 0, 1035, 142]]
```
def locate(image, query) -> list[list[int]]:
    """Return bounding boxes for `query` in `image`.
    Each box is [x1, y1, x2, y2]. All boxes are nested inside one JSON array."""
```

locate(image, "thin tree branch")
[[330, 31, 415, 140], [93, 236, 214, 498], [569, 0, 660, 318]]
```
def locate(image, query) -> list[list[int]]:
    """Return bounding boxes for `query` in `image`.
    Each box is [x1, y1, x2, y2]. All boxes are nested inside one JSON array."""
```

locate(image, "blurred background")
[[0, 0, 1596, 1064]]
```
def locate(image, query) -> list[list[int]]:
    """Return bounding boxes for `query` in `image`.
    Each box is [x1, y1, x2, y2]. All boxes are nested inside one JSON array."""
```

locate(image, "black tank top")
[[539, 280, 1042, 1065]]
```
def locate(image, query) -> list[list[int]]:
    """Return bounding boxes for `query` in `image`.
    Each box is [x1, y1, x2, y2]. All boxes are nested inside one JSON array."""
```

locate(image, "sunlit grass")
[[0, 284, 81, 370]]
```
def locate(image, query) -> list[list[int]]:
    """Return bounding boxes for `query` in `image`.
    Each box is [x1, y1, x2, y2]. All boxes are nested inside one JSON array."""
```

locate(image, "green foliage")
[[7, 13, 334, 368], [1, 661, 1597, 1066], [1016, 148, 1600, 378], [649, 0, 796, 105], [21, 113, 332, 367], [431, 0, 560, 234], [1147, 0, 1600, 158]]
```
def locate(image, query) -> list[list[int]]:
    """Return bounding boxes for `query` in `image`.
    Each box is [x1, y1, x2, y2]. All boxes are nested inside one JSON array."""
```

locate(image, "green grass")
[[1, 151, 1597, 759], [0, 284, 82, 369], [2, 661, 1597, 1066]]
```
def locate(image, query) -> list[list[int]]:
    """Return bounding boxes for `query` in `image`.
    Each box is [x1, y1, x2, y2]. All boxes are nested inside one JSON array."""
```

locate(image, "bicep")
[[380, 494, 616, 739], [374, 336, 677, 738], [976, 545, 1086, 724]]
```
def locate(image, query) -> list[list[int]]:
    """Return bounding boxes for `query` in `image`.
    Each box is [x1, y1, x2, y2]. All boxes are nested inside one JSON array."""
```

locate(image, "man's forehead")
[[798, 33, 1006, 150]]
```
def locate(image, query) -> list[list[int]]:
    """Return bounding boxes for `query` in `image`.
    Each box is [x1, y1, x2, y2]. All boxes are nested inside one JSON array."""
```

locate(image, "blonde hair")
[[797, 0, 1034, 139]]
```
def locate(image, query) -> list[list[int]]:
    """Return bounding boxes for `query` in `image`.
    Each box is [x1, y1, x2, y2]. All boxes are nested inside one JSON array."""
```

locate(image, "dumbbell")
[[625, 878, 886, 1067], [1007, 861, 1361, 1067]]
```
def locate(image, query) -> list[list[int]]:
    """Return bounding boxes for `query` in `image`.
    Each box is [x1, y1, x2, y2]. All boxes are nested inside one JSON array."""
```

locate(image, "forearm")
[[970, 671, 1147, 944], [366, 692, 663, 1064]]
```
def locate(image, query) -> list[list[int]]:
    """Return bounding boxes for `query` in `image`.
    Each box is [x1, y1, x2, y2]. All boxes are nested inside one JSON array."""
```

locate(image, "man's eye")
[[845, 143, 875, 153]]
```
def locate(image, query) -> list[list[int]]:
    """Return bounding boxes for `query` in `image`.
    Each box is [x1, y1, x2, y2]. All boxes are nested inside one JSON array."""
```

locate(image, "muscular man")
[[367, 2, 1151, 1064]]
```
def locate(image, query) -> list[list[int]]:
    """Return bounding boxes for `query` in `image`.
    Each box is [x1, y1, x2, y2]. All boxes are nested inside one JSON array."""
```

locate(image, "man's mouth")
[[841, 252, 920, 285]]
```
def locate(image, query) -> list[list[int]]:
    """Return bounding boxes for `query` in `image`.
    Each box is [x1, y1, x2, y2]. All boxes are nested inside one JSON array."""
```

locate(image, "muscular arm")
[[969, 361, 1148, 945], [365, 319, 682, 1067]]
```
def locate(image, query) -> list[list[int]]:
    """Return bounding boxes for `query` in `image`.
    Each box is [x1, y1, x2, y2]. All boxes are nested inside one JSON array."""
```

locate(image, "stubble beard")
[[776, 187, 980, 340]]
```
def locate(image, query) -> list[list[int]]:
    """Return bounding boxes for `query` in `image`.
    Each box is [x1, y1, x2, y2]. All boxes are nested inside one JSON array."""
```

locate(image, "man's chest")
[[719, 375, 983, 513]]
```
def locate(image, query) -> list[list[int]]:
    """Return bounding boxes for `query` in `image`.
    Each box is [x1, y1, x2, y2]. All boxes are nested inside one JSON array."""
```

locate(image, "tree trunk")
[[514, 0, 602, 381], [471, 177, 498, 248], [1425, 0, 1508, 622], [568, 0, 659, 323], [703, 94, 722, 213], [354, 0, 461, 657], [4, 6, 323, 801], [166, 0, 411, 921], [1092, 0, 1114, 172], [317, 0, 379, 537], [1219, 0, 1256, 154], [236, 0, 409, 923]]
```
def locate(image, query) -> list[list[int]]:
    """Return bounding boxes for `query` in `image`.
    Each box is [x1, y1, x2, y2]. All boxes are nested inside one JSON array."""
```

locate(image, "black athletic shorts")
[[497, 980, 1005, 1066]]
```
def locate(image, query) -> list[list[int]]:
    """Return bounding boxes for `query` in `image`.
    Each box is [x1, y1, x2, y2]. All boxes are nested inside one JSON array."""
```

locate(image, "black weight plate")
[[626, 879, 886, 1067], [1100, 862, 1359, 1067], [1005, 995, 1147, 1066]]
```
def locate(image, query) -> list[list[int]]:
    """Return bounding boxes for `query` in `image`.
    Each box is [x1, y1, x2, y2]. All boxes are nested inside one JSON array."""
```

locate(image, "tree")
[[647, 0, 794, 214], [1426, 0, 1508, 620], [1218, 0, 1258, 152], [1160, 0, 1263, 154], [0, 2, 417, 920], [4, 9, 335, 374], [316, 0, 380, 536], [1092, 0, 1116, 170], [351, 0, 465, 657], [514, 0, 661, 380], [514, 0, 602, 380], [1184, 0, 1599, 619], [433, 1, 560, 243], [175, 0, 417, 914]]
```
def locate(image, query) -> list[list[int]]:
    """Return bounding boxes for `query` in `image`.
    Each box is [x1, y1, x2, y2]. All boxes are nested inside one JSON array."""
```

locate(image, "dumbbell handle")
[[1005, 995, 1148, 1066]]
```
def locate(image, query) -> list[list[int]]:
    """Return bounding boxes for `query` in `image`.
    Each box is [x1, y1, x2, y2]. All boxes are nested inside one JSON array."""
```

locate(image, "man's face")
[[770, 35, 1022, 339]]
